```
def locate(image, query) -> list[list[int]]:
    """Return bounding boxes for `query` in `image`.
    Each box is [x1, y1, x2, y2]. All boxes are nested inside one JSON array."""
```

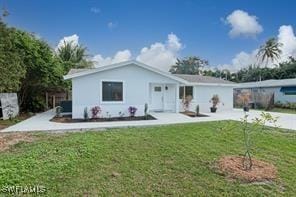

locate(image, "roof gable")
[[64, 60, 188, 83]]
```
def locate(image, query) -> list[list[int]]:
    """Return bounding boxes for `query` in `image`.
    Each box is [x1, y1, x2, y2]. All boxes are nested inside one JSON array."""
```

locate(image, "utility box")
[[0, 93, 19, 120]]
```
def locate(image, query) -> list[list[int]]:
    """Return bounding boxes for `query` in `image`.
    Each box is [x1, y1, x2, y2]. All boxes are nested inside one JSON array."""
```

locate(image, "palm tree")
[[57, 41, 93, 71], [256, 38, 283, 80], [257, 38, 283, 67]]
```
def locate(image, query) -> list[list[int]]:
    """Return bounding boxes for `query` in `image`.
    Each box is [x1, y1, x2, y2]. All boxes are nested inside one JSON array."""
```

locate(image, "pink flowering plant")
[[128, 106, 137, 117], [91, 106, 101, 118]]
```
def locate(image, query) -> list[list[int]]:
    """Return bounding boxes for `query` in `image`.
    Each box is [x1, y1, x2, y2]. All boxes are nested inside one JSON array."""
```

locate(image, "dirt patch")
[[51, 114, 156, 123], [0, 133, 34, 152], [217, 156, 277, 182]]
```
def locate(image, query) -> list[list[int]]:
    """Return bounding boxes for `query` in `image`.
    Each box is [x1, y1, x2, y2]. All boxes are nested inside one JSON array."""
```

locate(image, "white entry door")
[[151, 84, 164, 111]]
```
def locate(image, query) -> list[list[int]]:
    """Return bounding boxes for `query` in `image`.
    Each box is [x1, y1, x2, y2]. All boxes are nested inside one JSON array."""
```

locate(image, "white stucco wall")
[[180, 85, 234, 113], [72, 63, 179, 118], [274, 88, 296, 103]]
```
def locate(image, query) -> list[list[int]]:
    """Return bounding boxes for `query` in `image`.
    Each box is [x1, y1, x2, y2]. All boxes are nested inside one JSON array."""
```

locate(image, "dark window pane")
[[154, 86, 161, 92], [102, 82, 123, 101], [185, 86, 193, 98], [179, 86, 184, 99]]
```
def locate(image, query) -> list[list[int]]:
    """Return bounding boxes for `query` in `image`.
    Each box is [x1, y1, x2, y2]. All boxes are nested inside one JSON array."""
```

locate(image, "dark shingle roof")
[[173, 74, 235, 84]]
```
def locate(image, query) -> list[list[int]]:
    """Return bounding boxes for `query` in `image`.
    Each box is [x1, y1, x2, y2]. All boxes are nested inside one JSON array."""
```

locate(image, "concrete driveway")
[[1, 109, 295, 132]]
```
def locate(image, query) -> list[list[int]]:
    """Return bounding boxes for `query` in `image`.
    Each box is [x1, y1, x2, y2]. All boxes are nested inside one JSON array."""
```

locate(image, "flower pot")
[[243, 106, 249, 112], [210, 107, 217, 113]]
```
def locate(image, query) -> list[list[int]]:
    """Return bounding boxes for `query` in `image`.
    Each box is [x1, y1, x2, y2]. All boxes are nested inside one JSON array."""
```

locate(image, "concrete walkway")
[[1, 109, 295, 132]]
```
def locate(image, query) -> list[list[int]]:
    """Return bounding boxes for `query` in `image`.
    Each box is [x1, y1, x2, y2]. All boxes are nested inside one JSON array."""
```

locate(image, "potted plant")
[[210, 94, 220, 113], [128, 106, 137, 117], [238, 92, 250, 112]]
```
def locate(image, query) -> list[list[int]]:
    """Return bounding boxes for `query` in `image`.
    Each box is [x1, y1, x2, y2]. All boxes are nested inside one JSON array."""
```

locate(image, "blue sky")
[[2, 0, 296, 71]]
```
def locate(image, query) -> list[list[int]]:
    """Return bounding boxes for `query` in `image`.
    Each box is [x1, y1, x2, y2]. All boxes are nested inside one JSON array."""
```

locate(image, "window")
[[179, 86, 193, 99], [102, 81, 123, 102], [280, 86, 296, 95], [154, 86, 161, 92]]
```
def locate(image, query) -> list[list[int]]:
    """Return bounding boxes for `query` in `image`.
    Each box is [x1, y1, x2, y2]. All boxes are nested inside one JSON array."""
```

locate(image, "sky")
[[2, 0, 296, 71]]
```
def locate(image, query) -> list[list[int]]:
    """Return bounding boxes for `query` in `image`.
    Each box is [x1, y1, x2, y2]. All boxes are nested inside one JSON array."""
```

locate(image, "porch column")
[[175, 83, 179, 113]]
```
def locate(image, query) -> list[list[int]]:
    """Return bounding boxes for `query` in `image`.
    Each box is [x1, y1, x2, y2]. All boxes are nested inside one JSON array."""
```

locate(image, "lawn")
[[0, 114, 31, 130], [248, 107, 296, 114], [267, 108, 296, 114], [0, 121, 295, 196]]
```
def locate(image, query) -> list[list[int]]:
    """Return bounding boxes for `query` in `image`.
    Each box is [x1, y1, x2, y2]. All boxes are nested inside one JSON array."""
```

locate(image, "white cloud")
[[90, 7, 100, 14], [56, 34, 79, 51], [225, 10, 263, 38], [136, 33, 183, 71], [278, 25, 296, 61], [91, 33, 183, 71], [219, 25, 296, 71], [217, 50, 258, 71], [92, 50, 132, 67]]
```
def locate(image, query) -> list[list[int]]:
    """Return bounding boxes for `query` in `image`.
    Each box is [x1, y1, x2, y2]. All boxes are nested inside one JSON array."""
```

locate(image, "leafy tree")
[[0, 21, 65, 112], [56, 41, 93, 73], [170, 56, 208, 75], [15, 30, 65, 111], [0, 21, 26, 92]]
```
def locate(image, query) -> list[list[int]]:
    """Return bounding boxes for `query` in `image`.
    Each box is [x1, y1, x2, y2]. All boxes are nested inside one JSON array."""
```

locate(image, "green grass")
[[267, 108, 296, 114], [0, 121, 295, 196], [0, 115, 30, 129], [237, 107, 296, 114]]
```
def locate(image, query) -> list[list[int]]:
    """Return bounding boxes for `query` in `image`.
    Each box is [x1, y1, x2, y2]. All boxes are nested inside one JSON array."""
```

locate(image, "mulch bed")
[[217, 156, 277, 183], [180, 111, 209, 118], [0, 133, 34, 152], [51, 114, 156, 123]]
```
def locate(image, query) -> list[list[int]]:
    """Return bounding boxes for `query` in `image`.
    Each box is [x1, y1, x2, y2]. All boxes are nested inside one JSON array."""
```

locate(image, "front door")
[[151, 84, 164, 111]]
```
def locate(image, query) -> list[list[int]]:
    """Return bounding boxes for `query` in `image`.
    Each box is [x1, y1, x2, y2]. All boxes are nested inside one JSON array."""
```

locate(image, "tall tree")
[[256, 38, 283, 81], [0, 21, 65, 112], [57, 41, 93, 73], [169, 56, 208, 75], [0, 21, 26, 92], [257, 38, 283, 67]]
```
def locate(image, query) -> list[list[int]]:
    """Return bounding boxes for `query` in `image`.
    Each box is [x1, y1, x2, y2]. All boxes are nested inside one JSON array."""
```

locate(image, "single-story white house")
[[235, 79, 296, 107], [64, 60, 236, 119]]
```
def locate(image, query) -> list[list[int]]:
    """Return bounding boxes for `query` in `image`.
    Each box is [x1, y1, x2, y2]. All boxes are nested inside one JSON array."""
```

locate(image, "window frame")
[[100, 80, 125, 104], [179, 86, 194, 99]]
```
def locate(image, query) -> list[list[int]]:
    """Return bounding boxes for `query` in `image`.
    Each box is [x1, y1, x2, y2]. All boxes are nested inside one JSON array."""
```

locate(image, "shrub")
[[91, 106, 101, 118], [144, 103, 148, 116], [83, 107, 89, 120], [56, 106, 63, 117], [195, 105, 200, 115], [274, 101, 296, 110], [128, 106, 137, 117]]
